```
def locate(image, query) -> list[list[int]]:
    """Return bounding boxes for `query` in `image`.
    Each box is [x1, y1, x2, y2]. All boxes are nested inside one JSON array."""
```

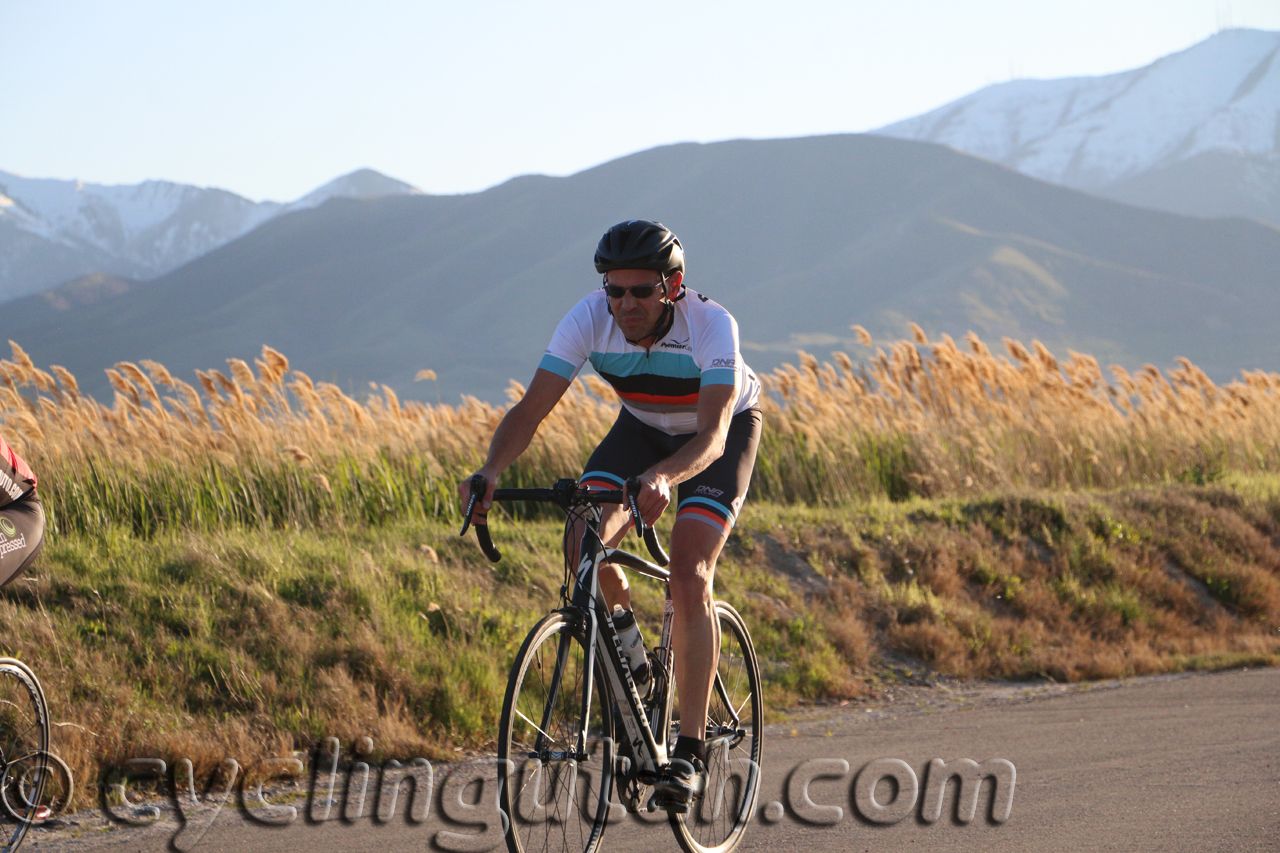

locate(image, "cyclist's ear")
[[665, 270, 683, 299]]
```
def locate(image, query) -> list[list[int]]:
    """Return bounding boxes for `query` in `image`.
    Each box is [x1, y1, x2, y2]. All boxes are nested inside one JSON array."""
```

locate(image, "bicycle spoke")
[[515, 709, 557, 744], [732, 693, 751, 722]]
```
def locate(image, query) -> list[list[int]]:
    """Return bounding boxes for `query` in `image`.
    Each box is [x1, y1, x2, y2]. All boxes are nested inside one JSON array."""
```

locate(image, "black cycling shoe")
[[652, 755, 706, 814]]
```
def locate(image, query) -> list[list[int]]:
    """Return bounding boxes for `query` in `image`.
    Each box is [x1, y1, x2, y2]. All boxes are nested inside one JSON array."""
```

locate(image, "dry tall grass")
[[3, 330, 1279, 533], [0, 344, 616, 534], [754, 326, 1280, 501]]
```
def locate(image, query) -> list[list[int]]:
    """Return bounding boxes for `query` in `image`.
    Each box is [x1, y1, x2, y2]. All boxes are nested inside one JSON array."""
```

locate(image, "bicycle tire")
[[0, 658, 48, 853], [668, 602, 763, 853], [497, 611, 615, 853], [1, 750, 72, 824]]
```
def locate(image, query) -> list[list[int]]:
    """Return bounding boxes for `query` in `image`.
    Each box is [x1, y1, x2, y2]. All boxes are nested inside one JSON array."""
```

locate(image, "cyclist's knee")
[[667, 559, 715, 601]]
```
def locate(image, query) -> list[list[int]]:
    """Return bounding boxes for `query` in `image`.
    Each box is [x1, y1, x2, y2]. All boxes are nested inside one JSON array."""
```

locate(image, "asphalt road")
[[28, 666, 1280, 853]]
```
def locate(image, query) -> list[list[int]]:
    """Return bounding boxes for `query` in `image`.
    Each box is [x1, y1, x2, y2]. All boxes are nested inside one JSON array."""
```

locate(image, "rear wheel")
[[1, 750, 72, 824], [498, 612, 615, 853], [0, 658, 49, 852], [668, 602, 763, 853]]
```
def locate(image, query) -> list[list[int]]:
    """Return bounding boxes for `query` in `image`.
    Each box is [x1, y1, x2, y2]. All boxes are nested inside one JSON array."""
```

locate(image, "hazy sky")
[[3, 1, 1279, 201]]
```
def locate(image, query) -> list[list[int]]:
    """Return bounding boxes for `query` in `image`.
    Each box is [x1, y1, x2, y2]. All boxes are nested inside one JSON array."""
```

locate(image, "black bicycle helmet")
[[594, 220, 685, 275]]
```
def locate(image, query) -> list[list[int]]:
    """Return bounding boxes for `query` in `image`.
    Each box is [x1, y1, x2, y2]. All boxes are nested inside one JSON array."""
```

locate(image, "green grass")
[[3, 479, 1279, 812]]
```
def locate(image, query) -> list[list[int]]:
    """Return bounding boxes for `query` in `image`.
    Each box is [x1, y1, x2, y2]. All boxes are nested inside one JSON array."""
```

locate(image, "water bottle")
[[612, 605, 651, 693]]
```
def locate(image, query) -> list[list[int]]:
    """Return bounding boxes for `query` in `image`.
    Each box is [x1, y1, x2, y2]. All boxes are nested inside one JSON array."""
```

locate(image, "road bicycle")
[[462, 476, 763, 853], [0, 657, 49, 852]]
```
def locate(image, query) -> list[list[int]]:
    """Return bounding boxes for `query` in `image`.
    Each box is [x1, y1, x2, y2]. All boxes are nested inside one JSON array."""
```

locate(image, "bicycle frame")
[[469, 476, 748, 807], [562, 504, 672, 780]]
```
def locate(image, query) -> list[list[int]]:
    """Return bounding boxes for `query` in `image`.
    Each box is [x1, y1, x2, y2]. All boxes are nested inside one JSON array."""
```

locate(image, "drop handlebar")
[[459, 474, 670, 567]]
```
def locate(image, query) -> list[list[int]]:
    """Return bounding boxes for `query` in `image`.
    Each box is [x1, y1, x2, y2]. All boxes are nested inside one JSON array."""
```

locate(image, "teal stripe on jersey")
[[539, 354, 578, 380], [700, 368, 736, 386], [589, 350, 701, 379]]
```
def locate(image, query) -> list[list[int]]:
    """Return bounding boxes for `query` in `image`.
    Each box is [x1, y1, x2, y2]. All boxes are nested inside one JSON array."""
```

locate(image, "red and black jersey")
[[0, 434, 36, 508]]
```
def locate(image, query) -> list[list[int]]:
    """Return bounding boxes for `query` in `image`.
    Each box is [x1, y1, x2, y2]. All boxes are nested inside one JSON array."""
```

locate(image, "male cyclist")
[[461, 220, 761, 813], [0, 433, 43, 588]]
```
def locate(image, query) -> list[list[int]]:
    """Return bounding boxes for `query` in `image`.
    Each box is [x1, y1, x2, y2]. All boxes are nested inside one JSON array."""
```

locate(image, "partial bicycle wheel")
[[2, 750, 72, 824], [0, 658, 49, 852], [668, 602, 763, 853], [497, 611, 615, 853]]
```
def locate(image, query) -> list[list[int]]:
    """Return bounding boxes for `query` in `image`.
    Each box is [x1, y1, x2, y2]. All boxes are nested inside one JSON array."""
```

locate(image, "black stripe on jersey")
[[597, 372, 702, 398]]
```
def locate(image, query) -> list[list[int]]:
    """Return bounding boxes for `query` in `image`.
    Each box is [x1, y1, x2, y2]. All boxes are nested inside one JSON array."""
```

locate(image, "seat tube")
[[653, 582, 676, 755], [573, 507, 605, 757]]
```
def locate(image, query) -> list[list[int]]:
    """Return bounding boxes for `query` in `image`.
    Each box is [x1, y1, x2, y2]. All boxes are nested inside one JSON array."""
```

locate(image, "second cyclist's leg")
[[0, 489, 44, 587], [567, 504, 635, 609]]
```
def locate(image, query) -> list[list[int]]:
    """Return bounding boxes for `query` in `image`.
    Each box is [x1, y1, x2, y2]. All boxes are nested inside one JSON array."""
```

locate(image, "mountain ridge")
[[4, 134, 1279, 405], [876, 28, 1280, 224], [0, 167, 420, 302]]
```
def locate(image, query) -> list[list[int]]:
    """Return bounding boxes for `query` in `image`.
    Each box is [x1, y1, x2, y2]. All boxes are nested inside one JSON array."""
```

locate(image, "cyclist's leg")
[[0, 490, 44, 588], [668, 409, 761, 749], [573, 410, 663, 609], [667, 519, 726, 744]]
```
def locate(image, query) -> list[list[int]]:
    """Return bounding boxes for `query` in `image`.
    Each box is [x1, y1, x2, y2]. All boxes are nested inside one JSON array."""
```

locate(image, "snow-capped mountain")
[[0, 168, 420, 303], [877, 28, 1280, 222]]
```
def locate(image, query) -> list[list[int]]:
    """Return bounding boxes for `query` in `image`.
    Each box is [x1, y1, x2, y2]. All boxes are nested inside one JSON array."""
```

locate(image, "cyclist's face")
[[605, 269, 674, 340]]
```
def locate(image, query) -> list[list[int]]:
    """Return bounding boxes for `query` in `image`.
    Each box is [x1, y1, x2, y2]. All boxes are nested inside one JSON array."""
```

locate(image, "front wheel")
[[497, 611, 615, 853], [669, 602, 763, 853]]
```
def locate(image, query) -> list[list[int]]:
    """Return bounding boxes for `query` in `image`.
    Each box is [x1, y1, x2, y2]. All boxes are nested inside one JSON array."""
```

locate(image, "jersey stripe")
[[700, 368, 737, 386], [597, 371, 700, 398], [539, 353, 578, 380], [590, 350, 701, 379], [616, 390, 701, 405]]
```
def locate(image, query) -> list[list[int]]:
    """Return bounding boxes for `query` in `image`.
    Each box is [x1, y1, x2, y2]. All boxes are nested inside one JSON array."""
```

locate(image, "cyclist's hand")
[[628, 471, 671, 527], [459, 471, 497, 524]]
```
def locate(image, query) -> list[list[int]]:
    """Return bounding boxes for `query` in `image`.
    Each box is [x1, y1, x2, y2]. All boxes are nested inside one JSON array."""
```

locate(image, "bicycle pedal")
[[650, 791, 695, 815]]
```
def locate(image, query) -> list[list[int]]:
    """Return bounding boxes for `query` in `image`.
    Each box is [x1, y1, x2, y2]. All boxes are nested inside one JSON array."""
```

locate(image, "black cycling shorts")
[[0, 490, 43, 588], [580, 408, 762, 536]]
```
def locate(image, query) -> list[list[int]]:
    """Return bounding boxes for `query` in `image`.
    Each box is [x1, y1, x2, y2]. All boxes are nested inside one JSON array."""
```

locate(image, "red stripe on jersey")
[[0, 434, 35, 488], [615, 390, 701, 405]]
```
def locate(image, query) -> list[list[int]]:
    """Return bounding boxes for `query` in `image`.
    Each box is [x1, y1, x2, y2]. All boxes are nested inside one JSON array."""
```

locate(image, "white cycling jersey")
[[539, 287, 761, 435]]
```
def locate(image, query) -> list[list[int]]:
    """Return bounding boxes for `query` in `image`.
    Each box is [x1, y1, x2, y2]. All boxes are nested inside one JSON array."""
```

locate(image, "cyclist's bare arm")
[[631, 383, 736, 524], [459, 368, 572, 520]]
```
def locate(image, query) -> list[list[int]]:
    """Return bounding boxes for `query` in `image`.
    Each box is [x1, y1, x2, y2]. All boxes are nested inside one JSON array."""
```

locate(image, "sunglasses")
[[602, 274, 666, 300]]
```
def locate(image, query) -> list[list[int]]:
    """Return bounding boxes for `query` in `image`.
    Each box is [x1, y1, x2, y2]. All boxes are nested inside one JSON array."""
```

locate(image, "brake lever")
[[624, 477, 647, 537], [460, 474, 483, 536], [624, 477, 670, 567], [461, 474, 502, 562]]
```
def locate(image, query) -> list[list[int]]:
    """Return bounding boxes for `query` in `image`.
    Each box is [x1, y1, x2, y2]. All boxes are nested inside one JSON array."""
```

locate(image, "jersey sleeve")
[[538, 298, 593, 382], [0, 434, 35, 507], [696, 305, 742, 388]]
